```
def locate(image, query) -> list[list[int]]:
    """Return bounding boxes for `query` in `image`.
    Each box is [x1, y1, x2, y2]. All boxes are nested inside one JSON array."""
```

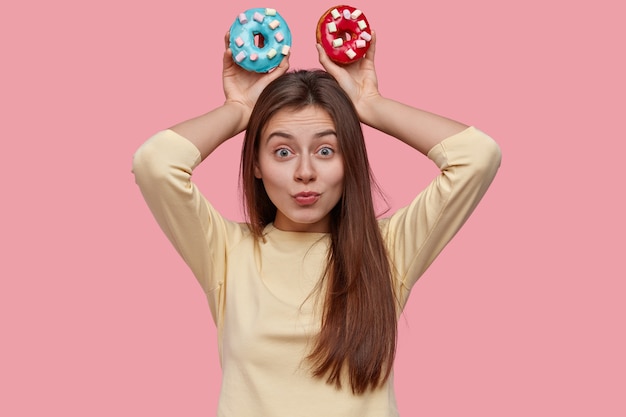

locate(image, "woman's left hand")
[[316, 31, 381, 120]]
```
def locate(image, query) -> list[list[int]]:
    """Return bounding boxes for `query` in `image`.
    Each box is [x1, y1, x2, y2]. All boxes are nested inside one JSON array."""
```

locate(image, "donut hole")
[[337, 30, 356, 42], [253, 32, 265, 48]]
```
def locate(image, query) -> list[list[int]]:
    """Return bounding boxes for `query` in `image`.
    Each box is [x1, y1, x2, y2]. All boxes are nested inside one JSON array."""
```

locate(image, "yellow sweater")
[[133, 127, 501, 416]]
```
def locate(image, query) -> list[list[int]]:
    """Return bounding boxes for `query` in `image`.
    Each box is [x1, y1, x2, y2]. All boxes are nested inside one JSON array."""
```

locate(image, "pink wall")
[[2, 0, 624, 415]]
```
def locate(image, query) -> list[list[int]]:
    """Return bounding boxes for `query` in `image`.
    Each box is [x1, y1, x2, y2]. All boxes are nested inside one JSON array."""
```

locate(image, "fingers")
[[315, 43, 329, 68], [267, 52, 290, 80], [316, 44, 342, 78], [224, 31, 230, 50], [222, 44, 234, 68], [316, 43, 328, 66], [223, 32, 234, 69], [364, 31, 377, 63], [316, 43, 334, 70], [277, 52, 291, 72]]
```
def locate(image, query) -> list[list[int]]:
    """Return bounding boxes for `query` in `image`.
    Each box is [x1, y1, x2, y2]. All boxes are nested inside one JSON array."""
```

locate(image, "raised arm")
[[319, 33, 501, 297], [317, 32, 466, 154], [171, 33, 290, 159], [132, 37, 289, 307]]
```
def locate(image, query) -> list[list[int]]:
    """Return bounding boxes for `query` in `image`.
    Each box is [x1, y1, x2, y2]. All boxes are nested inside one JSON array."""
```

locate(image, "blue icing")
[[229, 8, 292, 73]]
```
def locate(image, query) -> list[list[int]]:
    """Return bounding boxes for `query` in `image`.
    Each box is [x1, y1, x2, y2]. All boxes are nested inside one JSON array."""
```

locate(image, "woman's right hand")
[[169, 33, 290, 159], [222, 32, 290, 119]]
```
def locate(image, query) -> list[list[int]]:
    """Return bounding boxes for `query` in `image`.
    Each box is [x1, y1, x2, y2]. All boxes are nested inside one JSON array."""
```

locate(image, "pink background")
[[2, 0, 624, 415]]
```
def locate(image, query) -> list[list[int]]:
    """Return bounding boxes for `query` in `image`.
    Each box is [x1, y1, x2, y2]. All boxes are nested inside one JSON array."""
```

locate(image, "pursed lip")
[[293, 191, 320, 205]]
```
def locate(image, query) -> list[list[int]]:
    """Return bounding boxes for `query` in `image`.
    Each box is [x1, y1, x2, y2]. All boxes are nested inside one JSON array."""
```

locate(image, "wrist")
[[357, 93, 385, 128], [223, 100, 252, 134]]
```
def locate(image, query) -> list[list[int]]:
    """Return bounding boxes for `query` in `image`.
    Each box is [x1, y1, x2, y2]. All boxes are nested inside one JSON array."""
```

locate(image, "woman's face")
[[255, 106, 344, 233]]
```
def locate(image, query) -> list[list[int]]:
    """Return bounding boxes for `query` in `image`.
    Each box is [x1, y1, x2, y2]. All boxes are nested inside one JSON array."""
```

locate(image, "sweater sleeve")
[[132, 129, 244, 320], [380, 126, 501, 301]]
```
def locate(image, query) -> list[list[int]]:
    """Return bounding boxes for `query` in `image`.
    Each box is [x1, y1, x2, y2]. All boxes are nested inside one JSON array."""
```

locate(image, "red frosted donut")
[[316, 5, 372, 64]]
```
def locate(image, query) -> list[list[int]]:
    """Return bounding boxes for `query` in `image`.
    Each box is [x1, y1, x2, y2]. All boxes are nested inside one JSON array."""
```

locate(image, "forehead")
[[262, 106, 335, 136]]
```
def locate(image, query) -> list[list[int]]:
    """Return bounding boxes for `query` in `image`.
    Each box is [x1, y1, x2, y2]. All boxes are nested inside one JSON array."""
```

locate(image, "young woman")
[[133, 33, 501, 416]]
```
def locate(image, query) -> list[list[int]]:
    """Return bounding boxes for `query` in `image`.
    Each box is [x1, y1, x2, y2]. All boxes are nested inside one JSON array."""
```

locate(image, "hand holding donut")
[[223, 5, 377, 117], [317, 30, 380, 121], [223, 32, 290, 117], [315, 5, 378, 118]]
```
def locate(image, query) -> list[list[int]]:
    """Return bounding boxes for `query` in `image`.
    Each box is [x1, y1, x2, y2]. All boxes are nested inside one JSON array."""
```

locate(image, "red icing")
[[316, 5, 371, 64]]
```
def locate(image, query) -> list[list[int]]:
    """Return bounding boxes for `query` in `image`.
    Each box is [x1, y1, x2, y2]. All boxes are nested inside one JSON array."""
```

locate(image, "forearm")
[[384, 127, 501, 292], [359, 95, 468, 155], [169, 101, 249, 160]]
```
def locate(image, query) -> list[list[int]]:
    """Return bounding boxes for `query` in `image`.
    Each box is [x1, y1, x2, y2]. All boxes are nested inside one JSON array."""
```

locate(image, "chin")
[[276, 214, 331, 232]]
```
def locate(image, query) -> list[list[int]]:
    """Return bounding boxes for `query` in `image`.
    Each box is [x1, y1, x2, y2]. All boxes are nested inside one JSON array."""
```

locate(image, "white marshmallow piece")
[[358, 20, 367, 30], [235, 51, 246, 62], [351, 10, 363, 19], [281, 45, 290, 55], [327, 22, 337, 33], [331, 8, 340, 19], [332, 38, 344, 48], [265, 8, 277, 16], [274, 32, 284, 42], [235, 37, 244, 47], [253, 12, 264, 23], [346, 48, 357, 59], [356, 39, 366, 48], [238, 13, 248, 24], [267, 48, 277, 59], [359, 31, 372, 41], [269, 19, 280, 29], [343, 9, 351, 19]]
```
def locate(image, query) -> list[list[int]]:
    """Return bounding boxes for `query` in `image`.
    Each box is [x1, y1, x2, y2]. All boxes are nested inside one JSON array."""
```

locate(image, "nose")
[[294, 154, 316, 183]]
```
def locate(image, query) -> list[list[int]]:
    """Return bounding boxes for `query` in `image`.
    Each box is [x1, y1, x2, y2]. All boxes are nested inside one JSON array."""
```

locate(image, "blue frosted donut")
[[228, 8, 292, 73]]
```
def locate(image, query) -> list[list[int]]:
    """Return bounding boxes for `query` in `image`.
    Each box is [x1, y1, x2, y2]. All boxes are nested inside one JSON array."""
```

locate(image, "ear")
[[254, 163, 262, 179]]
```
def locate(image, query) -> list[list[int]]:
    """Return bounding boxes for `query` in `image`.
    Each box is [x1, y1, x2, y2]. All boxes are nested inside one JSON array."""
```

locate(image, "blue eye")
[[318, 147, 334, 157], [275, 148, 292, 158]]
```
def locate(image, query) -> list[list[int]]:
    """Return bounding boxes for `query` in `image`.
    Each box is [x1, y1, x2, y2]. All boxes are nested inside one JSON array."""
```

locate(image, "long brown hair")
[[240, 70, 397, 394]]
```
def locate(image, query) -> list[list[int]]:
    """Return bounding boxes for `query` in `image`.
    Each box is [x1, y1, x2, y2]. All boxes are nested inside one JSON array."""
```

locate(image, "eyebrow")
[[265, 129, 337, 143]]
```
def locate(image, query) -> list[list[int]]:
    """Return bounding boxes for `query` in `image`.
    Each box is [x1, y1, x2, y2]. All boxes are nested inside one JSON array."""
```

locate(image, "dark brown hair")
[[240, 70, 397, 393]]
